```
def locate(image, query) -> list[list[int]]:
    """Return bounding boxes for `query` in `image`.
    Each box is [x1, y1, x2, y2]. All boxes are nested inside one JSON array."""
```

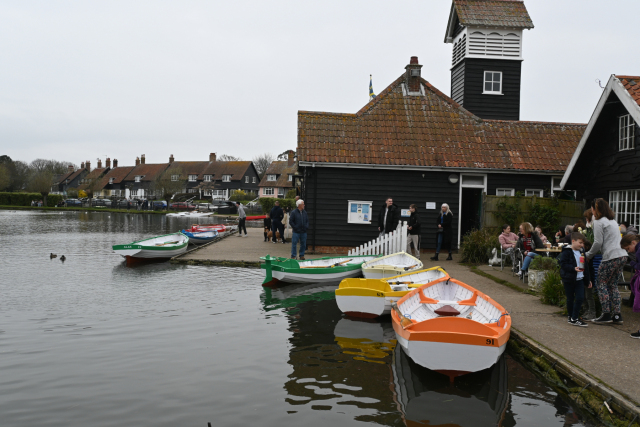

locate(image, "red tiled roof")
[[201, 161, 254, 181], [454, 0, 534, 29], [78, 168, 108, 190], [124, 163, 170, 182], [97, 166, 135, 189], [297, 75, 585, 172], [166, 161, 210, 178], [258, 161, 297, 188], [616, 75, 640, 107]]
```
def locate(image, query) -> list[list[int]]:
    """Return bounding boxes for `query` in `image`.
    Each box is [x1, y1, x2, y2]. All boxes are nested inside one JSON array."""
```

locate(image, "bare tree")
[[276, 150, 294, 161], [30, 159, 76, 174], [252, 152, 274, 179], [28, 170, 55, 207], [218, 154, 242, 161], [154, 167, 187, 202]]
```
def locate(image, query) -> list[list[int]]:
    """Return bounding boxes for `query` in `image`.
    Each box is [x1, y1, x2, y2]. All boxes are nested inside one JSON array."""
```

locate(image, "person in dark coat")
[[406, 204, 421, 258], [377, 197, 400, 236], [289, 199, 309, 260], [621, 234, 640, 338], [558, 232, 592, 326], [431, 203, 453, 261], [269, 200, 285, 244]]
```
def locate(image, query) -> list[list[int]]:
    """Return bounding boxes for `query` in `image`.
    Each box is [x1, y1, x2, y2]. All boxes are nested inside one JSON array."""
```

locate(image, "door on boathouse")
[[459, 174, 486, 242]]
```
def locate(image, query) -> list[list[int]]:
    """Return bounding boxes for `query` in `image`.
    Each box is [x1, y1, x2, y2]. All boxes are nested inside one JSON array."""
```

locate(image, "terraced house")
[[296, 0, 587, 253], [259, 150, 297, 198]]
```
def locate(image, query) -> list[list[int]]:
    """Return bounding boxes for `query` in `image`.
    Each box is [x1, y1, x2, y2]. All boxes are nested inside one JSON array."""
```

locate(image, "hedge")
[[258, 197, 296, 213], [0, 192, 64, 207]]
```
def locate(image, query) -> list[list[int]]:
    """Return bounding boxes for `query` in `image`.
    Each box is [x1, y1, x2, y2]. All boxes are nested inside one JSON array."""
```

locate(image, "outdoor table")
[[535, 248, 562, 258]]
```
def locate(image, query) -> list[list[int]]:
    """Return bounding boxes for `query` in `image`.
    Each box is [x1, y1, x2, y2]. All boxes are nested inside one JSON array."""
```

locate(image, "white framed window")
[[267, 174, 277, 181], [525, 189, 543, 197], [222, 175, 231, 182], [288, 174, 293, 181], [496, 188, 515, 196], [610, 190, 640, 228], [203, 189, 211, 196], [187, 188, 197, 193], [131, 189, 138, 196], [203, 175, 212, 182], [252, 177, 256, 183], [135, 175, 143, 182], [245, 176, 249, 183], [483, 71, 502, 94], [171, 175, 179, 181], [619, 114, 635, 151], [188, 174, 197, 182], [278, 188, 285, 196], [263, 187, 274, 196], [212, 189, 227, 199]]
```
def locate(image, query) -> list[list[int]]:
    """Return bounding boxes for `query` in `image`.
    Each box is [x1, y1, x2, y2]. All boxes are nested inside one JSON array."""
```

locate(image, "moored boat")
[[112, 232, 189, 260], [181, 229, 218, 245], [391, 276, 510, 377], [261, 254, 381, 286], [184, 224, 227, 233], [361, 252, 424, 279], [335, 267, 448, 318], [166, 211, 213, 218]]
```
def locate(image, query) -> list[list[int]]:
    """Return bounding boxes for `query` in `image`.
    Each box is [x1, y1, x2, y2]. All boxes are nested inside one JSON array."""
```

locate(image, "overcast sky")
[[0, 0, 637, 167]]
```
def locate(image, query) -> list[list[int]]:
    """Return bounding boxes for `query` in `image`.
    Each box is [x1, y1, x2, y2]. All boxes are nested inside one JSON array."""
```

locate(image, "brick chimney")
[[405, 56, 423, 94], [105, 158, 111, 168], [97, 159, 102, 169], [135, 157, 140, 166], [287, 150, 295, 166], [86, 160, 91, 172], [141, 154, 145, 164], [169, 154, 174, 164], [209, 153, 216, 162], [113, 159, 118, 168], [81, 162, 85, 169], [68, 165, 74, 172]]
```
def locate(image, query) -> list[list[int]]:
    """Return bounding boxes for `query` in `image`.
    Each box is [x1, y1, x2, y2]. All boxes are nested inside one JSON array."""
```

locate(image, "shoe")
[[583, 311, 597, 321], [567, 316, 572, 323], [244, 234, 248, 237], [282, 240, 286, 244], [446, 254, 453, 261], [430, 254, 439, 261], [516, 270, 523, 277], [299, 256, 305, 260], [591, 312, 612, 324], [290, 256, 296, 260], [272, 241, 276, 244], [570, 318, 588, 327], [612, 313, 623, 325], [237, 234, 242, 237], [631, 331, 640, 339]]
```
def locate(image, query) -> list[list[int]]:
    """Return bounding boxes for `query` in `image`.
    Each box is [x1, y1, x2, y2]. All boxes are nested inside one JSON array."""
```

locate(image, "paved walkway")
[[176, 236, 640, 404]]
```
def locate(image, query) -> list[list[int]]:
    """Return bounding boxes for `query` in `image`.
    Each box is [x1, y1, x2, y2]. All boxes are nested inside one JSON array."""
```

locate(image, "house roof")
[[78, 168, 108, 190], [560, 75, 640, 189], [201, 161, 254, 181], [258, 161, 297, 188], [123, 163, 170, 182], [298, 74, 585, 173], [57, 170, 75, 183], [166, 161, 210, 178], [455, 0, 533, 28], [96, 166, 136, 189], [63, 168, 87, 184]]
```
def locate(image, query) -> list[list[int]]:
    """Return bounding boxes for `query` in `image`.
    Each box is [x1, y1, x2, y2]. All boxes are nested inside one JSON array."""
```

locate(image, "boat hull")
[[363, 268, 415, 279], [272, 267, 364, 284], [260, 255, 381, 286], [336, 294, 395, 317], [112, 232, 189, 259]]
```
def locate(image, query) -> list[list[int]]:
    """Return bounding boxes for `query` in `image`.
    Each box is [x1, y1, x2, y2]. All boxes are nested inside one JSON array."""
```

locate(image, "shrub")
[[528, 200, 561, 237], [229, 190, 247, 201], [258, 197, 296, 213], [286, 189, 296, 199], [529, 256, 559, 271], [460, 229, 500, 264], [539, 268, 566, 308], [0, 192, 63, 207]]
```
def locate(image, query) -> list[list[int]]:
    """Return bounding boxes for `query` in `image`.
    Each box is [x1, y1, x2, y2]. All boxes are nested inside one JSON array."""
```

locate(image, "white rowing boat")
[[112, 232, 189, 260], [361, 252, 423, 279]]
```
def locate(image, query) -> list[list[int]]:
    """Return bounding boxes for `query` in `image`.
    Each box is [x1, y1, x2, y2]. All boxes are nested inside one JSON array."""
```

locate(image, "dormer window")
[[135, 175, 143, 182], [222, 174, 231, 182], [171, 175, 179, 181], [204, 175, 212, 182], [109, 177, 114, 184], [288, 174, 293, 181], [267, 174, 277, 181], [620, 114, 635, 151], [188, 174, 197, 182], [483, 71, 502, 94]]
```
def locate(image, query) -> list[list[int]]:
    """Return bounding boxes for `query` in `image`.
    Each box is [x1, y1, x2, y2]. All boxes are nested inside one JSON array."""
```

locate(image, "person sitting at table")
[[517, 222, 544, 278], [499, 224, 519, 271], [535, 225, 548, 244], [561, 224, 574, 244]]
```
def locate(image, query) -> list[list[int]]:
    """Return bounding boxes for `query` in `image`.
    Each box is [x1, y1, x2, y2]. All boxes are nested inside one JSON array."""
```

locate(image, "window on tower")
[[483, 71, 502, 95]]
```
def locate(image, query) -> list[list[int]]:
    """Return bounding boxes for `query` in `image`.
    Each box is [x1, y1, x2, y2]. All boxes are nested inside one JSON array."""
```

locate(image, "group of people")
[[377, 197, 454, 261], [499, 198, 640, 337], [30, 200, 44, 207]]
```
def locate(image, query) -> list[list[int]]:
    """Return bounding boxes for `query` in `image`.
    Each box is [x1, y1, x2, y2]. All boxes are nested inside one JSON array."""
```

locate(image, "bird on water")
[[50, 253, 57, 258], [60, 255, 66, 262]]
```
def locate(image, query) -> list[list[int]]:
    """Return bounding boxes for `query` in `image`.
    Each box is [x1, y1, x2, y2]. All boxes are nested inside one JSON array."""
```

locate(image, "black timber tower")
[[444, 0, 534, 121]]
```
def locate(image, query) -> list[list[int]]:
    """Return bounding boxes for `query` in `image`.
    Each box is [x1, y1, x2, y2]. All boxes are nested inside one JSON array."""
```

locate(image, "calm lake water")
[[0, 210, 594, 426]]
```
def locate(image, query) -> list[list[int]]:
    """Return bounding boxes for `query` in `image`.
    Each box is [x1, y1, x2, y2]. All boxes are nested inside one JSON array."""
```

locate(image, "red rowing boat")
[[184, 224, 226, 233], [246, 215, 266, 221]]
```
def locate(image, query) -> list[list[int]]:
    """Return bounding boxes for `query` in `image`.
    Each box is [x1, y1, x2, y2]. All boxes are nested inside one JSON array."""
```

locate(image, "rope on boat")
[[489, 311, 510, 327]]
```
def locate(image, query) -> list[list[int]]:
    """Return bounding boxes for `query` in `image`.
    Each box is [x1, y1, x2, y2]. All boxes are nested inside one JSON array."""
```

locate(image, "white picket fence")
[[348, 221, 408, 256]]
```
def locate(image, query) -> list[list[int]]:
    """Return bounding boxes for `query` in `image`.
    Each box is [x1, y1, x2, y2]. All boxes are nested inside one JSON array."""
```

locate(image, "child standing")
[[558, 232, 592, 327], [621, 234, 640, 339]]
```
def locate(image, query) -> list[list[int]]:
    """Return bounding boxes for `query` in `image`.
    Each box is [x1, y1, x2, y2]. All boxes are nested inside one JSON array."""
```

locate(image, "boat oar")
[[403, 264, 419, 271], [301, 259, 352, 269], [388, 281, 414, 285], [391, 303, 414, 329], [155, 240, 180, 246]]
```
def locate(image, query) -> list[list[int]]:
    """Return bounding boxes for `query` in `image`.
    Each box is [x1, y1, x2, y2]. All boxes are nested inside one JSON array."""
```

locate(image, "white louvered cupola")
[[452, 28, 522, 66]]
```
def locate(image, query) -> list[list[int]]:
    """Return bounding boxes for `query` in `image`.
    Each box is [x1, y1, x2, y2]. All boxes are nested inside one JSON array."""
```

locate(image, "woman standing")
[[586, 198, 629, 325], [516, 222, 544, 277], [430, 203, 453, 261]]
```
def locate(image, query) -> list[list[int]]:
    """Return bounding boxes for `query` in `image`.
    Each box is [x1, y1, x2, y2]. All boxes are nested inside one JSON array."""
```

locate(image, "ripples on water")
[[0, 211, 593, 426]]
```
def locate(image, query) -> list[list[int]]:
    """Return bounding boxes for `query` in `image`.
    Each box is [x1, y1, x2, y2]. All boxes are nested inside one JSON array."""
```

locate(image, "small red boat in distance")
[[184, 224, 227, 233]]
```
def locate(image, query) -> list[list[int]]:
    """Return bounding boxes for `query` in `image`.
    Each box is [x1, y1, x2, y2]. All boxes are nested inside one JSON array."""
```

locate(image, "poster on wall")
[[426, 202, 436, 210], [347, 200, 373, 224], [401, 209, 411, 217]]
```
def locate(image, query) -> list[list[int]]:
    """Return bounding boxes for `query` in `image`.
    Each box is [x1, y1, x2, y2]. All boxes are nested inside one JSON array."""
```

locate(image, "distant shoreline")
[[0, 205, 244, 218]]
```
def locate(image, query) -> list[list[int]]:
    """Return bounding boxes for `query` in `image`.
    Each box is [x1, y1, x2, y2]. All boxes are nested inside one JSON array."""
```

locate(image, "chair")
[[500, 247, 510, 271]]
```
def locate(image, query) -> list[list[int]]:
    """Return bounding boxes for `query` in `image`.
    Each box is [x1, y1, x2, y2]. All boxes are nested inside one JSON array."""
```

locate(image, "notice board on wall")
[[348, 200, 373, 224]]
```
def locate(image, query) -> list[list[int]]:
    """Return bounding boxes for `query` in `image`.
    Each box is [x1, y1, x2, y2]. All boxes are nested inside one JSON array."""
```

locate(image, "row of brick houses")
[[53, 154, 262, 200]]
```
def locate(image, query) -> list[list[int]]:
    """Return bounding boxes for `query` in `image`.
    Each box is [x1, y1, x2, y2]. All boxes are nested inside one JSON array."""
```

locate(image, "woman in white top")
[[585, 198, 629, 325]]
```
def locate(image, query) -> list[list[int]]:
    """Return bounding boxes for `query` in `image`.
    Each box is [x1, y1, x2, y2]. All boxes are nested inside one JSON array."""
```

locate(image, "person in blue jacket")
[[289, 199, 309, 260], [269, 200, 285, 243], [558, 232, 592, 327]]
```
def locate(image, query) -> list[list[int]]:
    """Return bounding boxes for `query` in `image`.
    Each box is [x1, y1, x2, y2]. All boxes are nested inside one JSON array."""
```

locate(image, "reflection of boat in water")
[[261, 282, 338, 312], [392, 344, 509, 427], [333, 317, 396, 364]]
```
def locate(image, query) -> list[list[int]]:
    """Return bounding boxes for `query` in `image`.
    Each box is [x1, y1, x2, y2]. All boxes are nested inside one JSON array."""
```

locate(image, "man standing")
[[236, 202, 247, 237], [377, 197, 400, 236], [269, 200, 285, 243], [289, 199, 309, 260]]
